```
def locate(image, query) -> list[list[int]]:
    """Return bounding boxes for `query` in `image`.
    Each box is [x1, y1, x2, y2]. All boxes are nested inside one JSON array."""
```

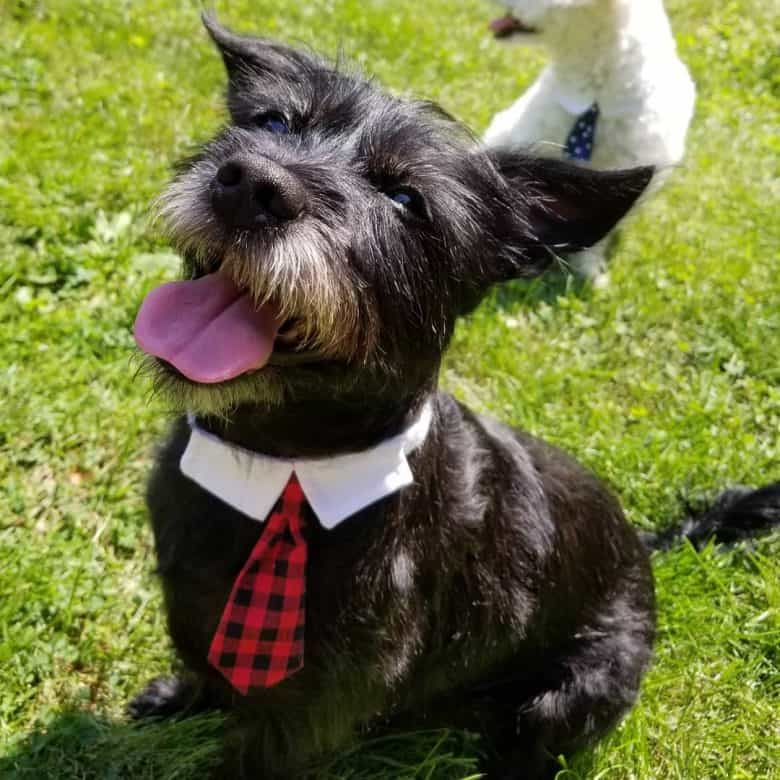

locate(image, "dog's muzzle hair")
[[153, 126, 378, 368]]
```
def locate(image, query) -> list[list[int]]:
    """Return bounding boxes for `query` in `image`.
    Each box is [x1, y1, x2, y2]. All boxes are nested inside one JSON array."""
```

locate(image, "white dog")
[[484, 0, 695, 282]]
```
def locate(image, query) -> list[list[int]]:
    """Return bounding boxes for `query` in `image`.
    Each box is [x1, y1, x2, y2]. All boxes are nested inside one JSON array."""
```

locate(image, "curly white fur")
[[484, 0, 695, 281]]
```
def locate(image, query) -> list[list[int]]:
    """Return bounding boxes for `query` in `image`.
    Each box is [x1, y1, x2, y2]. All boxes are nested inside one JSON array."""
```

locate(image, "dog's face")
[[136, 15, 650, 416], [494, 0, 597, 34]]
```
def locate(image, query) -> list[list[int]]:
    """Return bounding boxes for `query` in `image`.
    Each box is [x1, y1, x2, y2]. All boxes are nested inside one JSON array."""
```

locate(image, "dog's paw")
[[127, 675, 194, 720], [568, 246, 609, 286]]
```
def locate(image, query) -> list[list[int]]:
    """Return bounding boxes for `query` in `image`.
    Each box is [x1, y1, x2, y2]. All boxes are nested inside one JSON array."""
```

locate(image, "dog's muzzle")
[[211, 155, 308, 229], [489, 14, 538, 38]]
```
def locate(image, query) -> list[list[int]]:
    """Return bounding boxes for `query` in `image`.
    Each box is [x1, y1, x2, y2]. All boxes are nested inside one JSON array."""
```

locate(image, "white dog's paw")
[[569, 247, 609, 287]]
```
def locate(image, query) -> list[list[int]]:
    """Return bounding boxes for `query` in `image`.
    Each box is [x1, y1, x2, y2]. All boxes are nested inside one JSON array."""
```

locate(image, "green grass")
[[1, 0, 778, 777]]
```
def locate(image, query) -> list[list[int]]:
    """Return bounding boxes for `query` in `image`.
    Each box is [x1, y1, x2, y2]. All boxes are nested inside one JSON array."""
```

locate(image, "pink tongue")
[[134, 272, 281, 384]]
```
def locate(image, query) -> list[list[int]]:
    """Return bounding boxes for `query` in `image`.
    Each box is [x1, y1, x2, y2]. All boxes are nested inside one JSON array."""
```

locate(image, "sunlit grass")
[[1, 1, 778, 777]]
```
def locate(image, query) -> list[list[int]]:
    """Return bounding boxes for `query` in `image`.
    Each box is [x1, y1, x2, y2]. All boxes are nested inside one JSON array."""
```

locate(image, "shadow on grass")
[[0, 709, 225, 780], [1, 707, 604, 779], [313, 728, 483, 779], [492, 271, 595, 312], [0, 710, 486, 780], [493, 228, 626, 313]]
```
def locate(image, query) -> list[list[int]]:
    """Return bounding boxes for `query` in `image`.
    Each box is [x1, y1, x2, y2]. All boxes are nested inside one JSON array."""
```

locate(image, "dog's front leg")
[[127, 673, 229, 720]]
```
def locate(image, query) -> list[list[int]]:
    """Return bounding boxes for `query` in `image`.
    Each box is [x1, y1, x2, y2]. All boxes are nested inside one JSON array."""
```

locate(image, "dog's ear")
[[202, 12, 314, 81], [487, 151, 654, 277]]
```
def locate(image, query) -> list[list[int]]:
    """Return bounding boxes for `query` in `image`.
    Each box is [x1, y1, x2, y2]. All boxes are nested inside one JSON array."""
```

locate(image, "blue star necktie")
[[564, 103, 599, 161]]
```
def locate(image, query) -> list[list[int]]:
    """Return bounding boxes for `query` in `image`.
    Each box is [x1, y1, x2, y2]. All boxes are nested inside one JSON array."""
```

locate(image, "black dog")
[[130, 15, 780, 779]]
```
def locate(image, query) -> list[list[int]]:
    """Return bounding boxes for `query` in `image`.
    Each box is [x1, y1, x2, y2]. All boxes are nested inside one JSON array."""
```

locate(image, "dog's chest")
[[171, 501, 375, 630], [148, 438, 411, 682]]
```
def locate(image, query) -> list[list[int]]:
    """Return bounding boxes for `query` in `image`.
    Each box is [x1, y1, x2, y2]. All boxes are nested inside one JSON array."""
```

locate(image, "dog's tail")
[[640, 481, 780, 552]]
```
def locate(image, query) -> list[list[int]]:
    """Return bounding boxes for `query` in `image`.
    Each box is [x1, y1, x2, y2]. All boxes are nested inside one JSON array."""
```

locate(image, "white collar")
[[180, 403, 433, 529], [552, 78, 644, 118], [555, 86, 596, 117]]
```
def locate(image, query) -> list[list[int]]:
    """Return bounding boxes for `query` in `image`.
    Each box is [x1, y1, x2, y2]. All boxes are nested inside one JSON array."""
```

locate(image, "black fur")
[[129, 15, 779, 780]]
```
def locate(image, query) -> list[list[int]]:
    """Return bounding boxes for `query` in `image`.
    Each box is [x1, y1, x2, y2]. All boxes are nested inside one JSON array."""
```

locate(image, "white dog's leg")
[[568, 238, 610, 287]]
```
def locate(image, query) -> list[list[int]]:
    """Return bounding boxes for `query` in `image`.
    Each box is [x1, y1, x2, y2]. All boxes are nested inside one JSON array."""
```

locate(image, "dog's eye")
[[385, 187, 426, 217], [254, 111, 290, 134]]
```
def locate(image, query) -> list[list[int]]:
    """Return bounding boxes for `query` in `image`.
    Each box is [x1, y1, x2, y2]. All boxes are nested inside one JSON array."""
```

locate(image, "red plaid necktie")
[[208, 474, 307, 693]]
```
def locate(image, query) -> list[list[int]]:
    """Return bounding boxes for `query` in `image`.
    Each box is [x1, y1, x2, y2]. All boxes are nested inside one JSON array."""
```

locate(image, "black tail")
[[641, 482, 780, 552]]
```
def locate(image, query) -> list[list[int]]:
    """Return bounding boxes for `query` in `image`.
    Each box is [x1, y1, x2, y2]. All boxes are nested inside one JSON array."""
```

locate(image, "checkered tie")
[[208, 474, 307, 693], [565, 102, 599, 161]]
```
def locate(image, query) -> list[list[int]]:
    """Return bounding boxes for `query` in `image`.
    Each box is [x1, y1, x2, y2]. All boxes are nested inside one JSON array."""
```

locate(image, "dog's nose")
[[211, 156, 306, 227]]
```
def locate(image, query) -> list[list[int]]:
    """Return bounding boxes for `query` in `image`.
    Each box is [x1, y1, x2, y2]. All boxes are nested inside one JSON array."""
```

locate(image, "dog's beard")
[[147, 163, 381, 414], [140, 355, 287, 416], [139, 351, 384, 418]]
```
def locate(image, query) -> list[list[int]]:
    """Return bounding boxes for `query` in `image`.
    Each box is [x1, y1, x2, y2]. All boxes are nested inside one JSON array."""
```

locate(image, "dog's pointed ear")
[[201, 12, 311, 81], [486, 151, 654, 277]]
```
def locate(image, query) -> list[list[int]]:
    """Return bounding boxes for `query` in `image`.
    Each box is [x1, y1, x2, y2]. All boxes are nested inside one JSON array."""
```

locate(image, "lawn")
[[0, 0, 778, 778]]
